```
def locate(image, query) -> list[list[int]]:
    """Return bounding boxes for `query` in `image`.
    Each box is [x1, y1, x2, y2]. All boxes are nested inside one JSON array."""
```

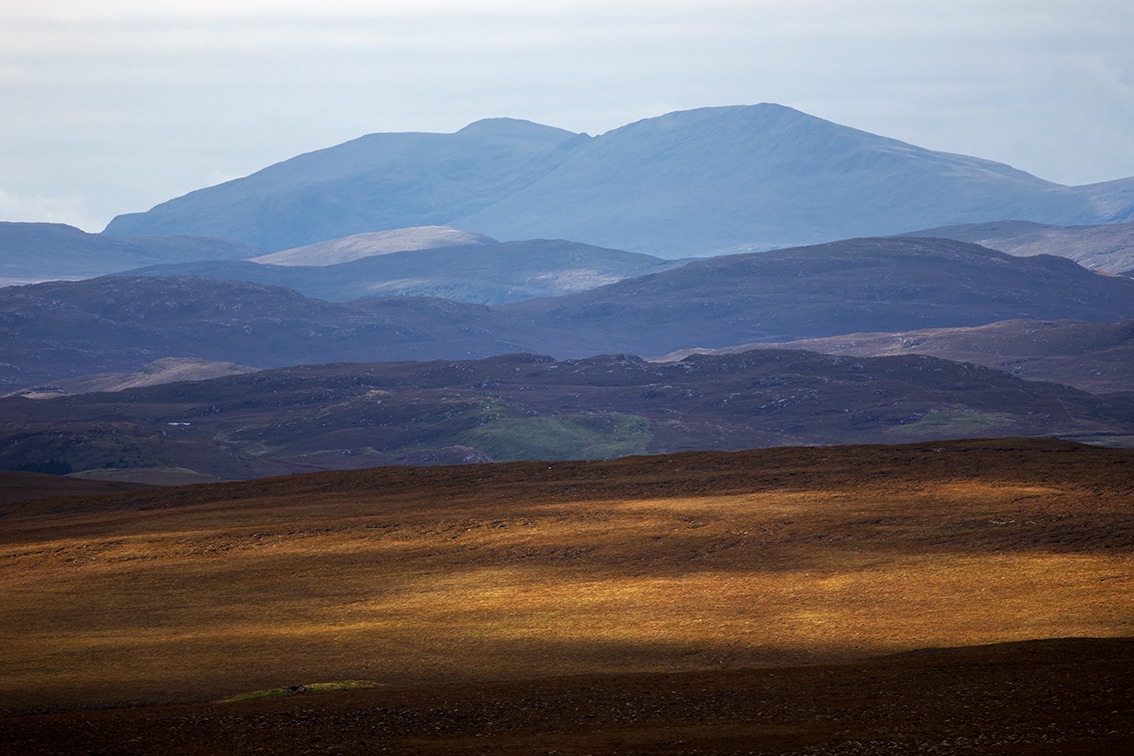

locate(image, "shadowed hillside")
[[3, 351, 1133, 480]]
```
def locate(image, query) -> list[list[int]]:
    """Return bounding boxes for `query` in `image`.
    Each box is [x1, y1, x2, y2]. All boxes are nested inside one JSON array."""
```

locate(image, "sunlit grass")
[[2, 445, 1132, 710]]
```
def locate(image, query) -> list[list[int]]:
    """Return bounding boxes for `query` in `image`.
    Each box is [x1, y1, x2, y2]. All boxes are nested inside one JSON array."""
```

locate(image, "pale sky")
[[2, 0, 1133, 232]]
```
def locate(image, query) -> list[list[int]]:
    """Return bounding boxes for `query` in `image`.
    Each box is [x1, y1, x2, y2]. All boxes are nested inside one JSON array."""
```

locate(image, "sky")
[[2, 0, 1133, 233]]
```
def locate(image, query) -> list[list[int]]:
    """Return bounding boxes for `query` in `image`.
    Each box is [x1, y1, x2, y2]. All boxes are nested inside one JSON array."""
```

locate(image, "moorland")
[[4, 104, 1134, 753], [1, 438, 1132, 752]]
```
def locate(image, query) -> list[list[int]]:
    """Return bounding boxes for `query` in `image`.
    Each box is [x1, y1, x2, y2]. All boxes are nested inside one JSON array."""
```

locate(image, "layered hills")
[[122, 236, 685, 304], [6, 237, 1134, 390], [3, 350, 1132, 481], [102, 104, 1134, 257]]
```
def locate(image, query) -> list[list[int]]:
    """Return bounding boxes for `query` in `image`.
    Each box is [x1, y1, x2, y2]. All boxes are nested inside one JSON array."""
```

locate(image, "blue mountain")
[[103, 104, 1134, 258]]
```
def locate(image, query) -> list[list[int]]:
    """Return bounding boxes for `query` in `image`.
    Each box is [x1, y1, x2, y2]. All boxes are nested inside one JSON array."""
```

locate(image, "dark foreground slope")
[[1, 439, 1132, 753], [4, 639, 1131, 755], [6, 237, 1134, 388], [4, 351, 1133, 480]]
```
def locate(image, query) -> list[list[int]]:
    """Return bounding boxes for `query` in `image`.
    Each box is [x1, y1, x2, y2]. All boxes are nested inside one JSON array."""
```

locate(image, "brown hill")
[[660, 319, 1134, 395], [4, 351, 1134, 481], [1, 438, 1131, 752]]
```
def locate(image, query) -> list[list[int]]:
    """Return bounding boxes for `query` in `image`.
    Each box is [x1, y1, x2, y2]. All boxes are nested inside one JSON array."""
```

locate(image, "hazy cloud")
[[2, 0, 1132, 231]]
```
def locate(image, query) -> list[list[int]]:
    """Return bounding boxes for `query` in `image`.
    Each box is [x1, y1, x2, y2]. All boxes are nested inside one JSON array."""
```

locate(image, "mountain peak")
[[456, 117, 577, 140], [102, 105, 1134, 255]]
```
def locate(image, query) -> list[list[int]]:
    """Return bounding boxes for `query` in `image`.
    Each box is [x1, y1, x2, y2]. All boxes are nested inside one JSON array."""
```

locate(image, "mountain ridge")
[[102, 104, 1134, 256]]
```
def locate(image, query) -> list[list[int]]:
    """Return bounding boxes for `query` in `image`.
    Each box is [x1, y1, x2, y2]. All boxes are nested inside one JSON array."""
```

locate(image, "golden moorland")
[[2, 437, 1132, 752]]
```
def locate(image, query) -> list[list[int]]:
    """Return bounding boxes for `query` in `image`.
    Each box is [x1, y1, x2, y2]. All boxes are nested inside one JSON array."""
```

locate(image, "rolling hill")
[[247, 226, 494, 266], [908, 220, 1134, 274], [496, 236, 1134, 355], [6, 237, 1134, 390], [122, 236, 685, 304], [659, 319, 1134, 395], [3, 350, 1133, 481], [102, 104, 1134, 257]]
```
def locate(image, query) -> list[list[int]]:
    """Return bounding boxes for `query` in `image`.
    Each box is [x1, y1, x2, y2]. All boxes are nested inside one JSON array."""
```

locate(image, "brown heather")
[[1, 437, 1132, 752]]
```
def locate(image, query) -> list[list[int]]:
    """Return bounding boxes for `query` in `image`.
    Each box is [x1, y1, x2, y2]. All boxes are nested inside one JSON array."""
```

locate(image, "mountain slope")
[[102, 105, 1134, 257], [104, 119, 582, 251]]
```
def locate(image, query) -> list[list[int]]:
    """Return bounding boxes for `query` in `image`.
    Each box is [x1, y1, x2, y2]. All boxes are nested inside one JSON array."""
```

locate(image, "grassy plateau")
[[1, 437, 1132, 752]]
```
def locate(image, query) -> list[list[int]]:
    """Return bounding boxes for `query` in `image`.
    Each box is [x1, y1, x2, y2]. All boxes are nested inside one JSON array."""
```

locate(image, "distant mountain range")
[[3, 350, 1131, 481], [5, 237, 1134, 391], [102, 104, 1134, 257]]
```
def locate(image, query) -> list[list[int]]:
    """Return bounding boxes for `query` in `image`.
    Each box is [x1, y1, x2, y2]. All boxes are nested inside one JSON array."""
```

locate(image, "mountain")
[[660, 319, 1134, 395], [3, 351, 1132, 480], [102, 105, 1134, 257], [906, 220, 1134, 274], [103, 118, 582, 251], [6, 237, 1134, 389], [121, 235, 686, 304], [0, 222, 263, 285]]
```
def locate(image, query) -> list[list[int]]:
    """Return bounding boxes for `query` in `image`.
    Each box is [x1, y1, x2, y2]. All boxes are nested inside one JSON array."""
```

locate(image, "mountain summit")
[[103, 104, 1134, 257]]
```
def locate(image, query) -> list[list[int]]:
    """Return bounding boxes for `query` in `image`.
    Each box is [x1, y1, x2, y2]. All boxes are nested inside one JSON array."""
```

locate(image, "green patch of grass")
[[461, 413, 652, 462], [887, 407, 1015, 440], [218, 680, 382, 703]]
